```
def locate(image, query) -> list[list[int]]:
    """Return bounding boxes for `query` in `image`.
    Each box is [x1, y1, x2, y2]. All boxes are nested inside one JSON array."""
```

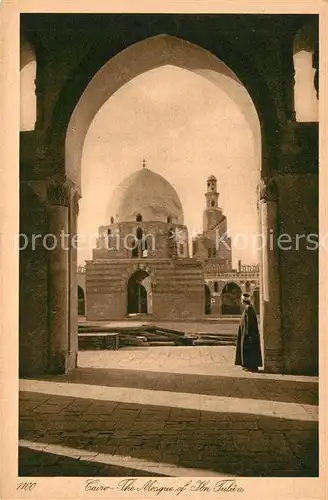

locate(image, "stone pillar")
[[19, 183, 49, 376], [47, 180, 76, 373], [68, 190, 80, 366], [258, 179, 283, 373]]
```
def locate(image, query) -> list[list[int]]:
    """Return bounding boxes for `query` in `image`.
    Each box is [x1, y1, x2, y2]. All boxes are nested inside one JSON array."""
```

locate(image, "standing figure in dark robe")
[[235, 293, 262, 372]]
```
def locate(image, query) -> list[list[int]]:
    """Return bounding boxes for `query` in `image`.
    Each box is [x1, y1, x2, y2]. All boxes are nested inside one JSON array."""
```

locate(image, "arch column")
[[47, 180, 78, 374], [69, 189, 80, 358], [258, 179, 283, 373]]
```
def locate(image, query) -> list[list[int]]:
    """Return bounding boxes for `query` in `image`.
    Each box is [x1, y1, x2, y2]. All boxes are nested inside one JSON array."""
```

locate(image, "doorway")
[[127, 270, 151, 315]]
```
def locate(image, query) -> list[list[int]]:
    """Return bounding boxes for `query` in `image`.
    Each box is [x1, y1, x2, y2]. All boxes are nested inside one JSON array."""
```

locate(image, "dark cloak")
[[235, 304, 262, 368]]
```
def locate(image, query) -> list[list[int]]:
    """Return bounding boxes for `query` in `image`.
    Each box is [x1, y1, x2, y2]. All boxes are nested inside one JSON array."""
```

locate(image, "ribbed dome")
[[107, 167, 184, 224]]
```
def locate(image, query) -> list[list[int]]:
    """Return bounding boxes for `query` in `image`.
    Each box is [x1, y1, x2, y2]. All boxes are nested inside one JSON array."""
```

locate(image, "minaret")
[[203, 175, 223, 230]]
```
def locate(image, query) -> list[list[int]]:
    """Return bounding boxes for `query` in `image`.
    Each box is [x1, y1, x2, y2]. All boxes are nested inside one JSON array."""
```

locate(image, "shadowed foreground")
[[19, 347, 318, 477]]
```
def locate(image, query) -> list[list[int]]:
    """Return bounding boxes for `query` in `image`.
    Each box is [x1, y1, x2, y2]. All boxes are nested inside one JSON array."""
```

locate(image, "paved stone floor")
[[19, 346, 318, 477]]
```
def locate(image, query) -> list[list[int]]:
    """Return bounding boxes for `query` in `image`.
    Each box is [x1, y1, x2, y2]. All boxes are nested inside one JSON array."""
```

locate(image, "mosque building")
[[85, 161, 205, 320], [82, 164, 260, 320]]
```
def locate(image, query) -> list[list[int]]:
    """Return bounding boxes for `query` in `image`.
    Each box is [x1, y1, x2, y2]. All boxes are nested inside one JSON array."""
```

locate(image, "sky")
[[20, 53, 318, 268]]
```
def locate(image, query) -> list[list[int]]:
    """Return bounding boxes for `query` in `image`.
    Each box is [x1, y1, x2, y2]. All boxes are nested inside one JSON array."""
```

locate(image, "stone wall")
[[93, 221, 189, 260], [86, 258, 204, 320]]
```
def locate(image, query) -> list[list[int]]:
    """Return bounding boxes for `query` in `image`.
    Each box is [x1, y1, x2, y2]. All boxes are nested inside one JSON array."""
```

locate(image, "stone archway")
[[61, 35, 266, 190], [60, 34, 270, 369], [61, 35, 268, 362], [20, 29, 288, 375], [17, 16, 320, 376]]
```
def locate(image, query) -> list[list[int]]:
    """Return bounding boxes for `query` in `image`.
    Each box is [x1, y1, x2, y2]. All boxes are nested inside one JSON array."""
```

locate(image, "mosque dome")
[[107, 165, 184, 224], [207, 175, 217, 181]]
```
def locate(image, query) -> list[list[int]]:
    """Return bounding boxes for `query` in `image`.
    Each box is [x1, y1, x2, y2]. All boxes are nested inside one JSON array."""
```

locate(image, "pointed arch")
[[43, 32, 281, 190], [127, 269, 151, 315], [63, 34, 262, 189], [77, 285, 85, 316]]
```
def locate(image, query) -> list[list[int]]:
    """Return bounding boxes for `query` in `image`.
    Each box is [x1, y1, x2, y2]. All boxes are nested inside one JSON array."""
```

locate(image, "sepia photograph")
[[1, 3, 325, 497]]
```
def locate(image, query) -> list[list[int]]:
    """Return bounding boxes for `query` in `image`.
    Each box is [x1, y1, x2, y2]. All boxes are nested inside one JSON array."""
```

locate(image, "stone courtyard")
[[19, 346, 318, 477]]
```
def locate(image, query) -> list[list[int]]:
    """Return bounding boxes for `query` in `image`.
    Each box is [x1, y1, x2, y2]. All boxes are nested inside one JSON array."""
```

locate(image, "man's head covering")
[[242, 293, 251, 303]]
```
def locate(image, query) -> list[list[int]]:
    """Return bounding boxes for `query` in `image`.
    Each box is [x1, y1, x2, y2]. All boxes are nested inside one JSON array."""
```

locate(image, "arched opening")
[[221, 282, 242, 315], [136, 213, 142, 222], [66, 34, 262, 279], [245, 281, 251, 293], [77, 285, 85, 316], [214, 281, 219, 293], [253, 287, 260, 314], [204, 284, 211, 315], [20, 39, 37, 131], [127, 270, 151, 315], [293, 21, 318, 122]]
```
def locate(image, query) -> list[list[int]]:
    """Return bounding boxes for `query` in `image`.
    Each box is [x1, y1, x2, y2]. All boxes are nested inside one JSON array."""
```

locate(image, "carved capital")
[[47, 180, 71, 206], [258, 178, 278, 203]]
